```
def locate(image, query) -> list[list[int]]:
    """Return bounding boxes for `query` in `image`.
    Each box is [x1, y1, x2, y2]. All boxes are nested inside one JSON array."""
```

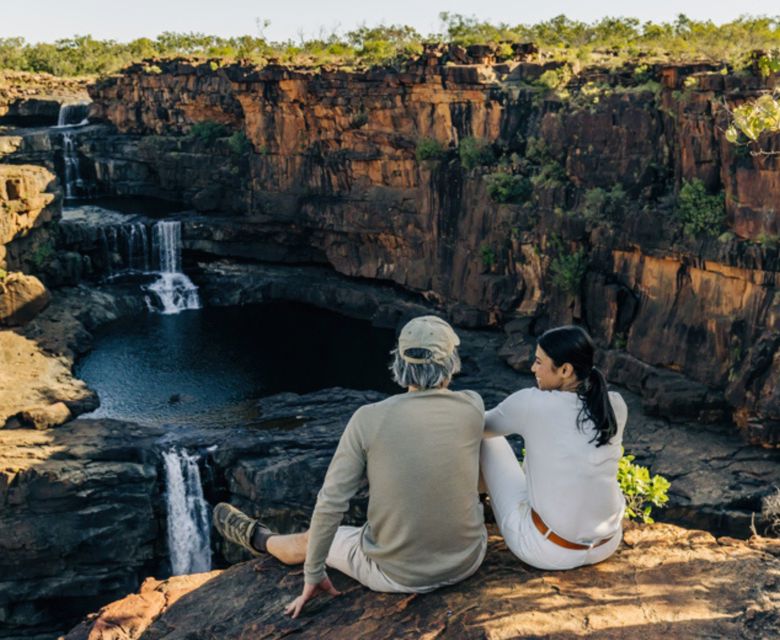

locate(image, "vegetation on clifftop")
[[3, 15, 780, 76]]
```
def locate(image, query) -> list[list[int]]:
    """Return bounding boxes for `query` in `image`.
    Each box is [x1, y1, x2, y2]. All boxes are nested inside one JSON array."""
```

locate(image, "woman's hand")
[[284, 576, 341, 619]]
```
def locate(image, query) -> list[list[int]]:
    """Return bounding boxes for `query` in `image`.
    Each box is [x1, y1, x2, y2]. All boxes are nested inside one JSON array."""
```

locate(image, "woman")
[[481, 325, 627, 570]]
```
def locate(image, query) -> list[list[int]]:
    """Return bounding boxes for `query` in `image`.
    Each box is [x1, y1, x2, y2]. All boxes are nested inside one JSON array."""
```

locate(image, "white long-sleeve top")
[[485, 388, 628, 544]]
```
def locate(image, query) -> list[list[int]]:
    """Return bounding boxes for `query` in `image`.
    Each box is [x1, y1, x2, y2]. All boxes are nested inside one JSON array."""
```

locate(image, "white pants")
[[325, 525, 486, 593], [480, 437, 622, 570]]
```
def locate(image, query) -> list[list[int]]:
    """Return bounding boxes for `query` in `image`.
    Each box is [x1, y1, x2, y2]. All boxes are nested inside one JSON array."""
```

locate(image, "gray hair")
[[390, 348, 461, 390]]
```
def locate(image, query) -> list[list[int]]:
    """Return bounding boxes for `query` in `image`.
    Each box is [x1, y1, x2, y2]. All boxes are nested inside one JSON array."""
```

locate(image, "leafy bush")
[[725, 92, 780, 144], [415, 137, 446, 162], [757, 50, 780, 78], [189, 120, 229, 145], [479, 244, 496, 267], [677, 178, 725, 237], [618, 452, 671, 523], [582, 184, 627, 226], [537, 65, 573, 95], [531, 161, 568, 189], [549, 244, 587, 295], [485, 173, 533, 203], [226, 131, 251, 155], [459, 137, 495, 170]]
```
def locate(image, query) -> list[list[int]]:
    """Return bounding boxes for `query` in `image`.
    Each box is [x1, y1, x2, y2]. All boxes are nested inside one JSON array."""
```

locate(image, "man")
[[213, 315, 486, 618]]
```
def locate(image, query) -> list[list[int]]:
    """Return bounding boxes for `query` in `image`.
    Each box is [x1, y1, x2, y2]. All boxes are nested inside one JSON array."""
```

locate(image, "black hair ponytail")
[[537, 325, 618, 447]]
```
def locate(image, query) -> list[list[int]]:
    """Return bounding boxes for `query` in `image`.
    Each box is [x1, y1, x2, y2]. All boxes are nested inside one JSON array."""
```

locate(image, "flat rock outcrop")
[[65, 524, 780, 640]]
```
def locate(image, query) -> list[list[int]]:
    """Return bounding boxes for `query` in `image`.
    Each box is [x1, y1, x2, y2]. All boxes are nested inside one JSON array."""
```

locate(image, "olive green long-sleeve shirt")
[[303, 388, 486, 587]]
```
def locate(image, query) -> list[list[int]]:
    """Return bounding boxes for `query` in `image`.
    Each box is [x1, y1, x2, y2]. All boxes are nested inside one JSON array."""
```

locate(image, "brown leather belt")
[[531, 509, 614, 551]]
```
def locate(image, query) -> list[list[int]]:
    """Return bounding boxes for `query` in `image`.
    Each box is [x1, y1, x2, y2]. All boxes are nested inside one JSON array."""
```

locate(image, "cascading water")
[[56, 101, 90, 127], [145, 220, 201, 314], [61, 132, 83, 200], [162, 449, 212, 576], [56, 102, 91, 200]]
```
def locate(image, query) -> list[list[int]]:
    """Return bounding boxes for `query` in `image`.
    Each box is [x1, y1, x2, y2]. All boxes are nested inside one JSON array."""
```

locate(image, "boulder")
[[0, 272, 50, 325], [65, 524, 780, 640], [6, 401, 71, 430]]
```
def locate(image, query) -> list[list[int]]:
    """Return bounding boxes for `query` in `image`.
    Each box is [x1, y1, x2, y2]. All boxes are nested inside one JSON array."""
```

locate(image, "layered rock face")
[[81, 55, 780, 443]]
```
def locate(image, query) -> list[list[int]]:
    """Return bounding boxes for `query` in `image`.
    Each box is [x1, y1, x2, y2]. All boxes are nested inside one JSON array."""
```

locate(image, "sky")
[[2, 0, 779, 43]]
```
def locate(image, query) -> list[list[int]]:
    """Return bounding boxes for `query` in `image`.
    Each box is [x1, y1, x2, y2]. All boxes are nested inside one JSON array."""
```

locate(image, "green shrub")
[[582, 184, 627, 226], [531, 160, 568, 189], [549, 244, 587, 295], [459, 136, 495, 170], [618, 452, 671, 523], [189, 120, 229, 145], [485, 173, 533, 204], [226, 131, 251, 155], [479, 244, 496, 268], [415, 137, 446, 162], [677, 178, 725, 237], [536, 65, 573, 92], [725, 92, 780, 144], [757, 232, 780, 249]]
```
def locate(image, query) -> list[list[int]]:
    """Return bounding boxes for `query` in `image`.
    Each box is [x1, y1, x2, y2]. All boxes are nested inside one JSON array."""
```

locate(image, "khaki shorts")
[[325, 525, 487, 593]]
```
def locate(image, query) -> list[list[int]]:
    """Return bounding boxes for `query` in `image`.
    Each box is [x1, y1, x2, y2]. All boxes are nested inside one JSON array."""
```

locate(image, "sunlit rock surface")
[[65, 524, 780, 640]]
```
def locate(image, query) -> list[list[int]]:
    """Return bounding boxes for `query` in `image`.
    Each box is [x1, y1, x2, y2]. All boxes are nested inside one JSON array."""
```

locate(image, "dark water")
[[75, 303, 398, 427]]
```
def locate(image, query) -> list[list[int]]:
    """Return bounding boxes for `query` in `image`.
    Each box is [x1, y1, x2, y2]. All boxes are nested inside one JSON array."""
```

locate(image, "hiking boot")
[[213, 502, 272, 557]]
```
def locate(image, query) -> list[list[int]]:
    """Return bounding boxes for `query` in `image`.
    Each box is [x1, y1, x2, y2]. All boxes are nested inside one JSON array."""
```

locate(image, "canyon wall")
[[76, 52, 780, 443]]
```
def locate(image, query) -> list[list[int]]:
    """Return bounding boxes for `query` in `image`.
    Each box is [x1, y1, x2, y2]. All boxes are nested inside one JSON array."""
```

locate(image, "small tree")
[[415, 137, 446, 162], [677, 179, 725, 237], [459, 136, 495, 170]]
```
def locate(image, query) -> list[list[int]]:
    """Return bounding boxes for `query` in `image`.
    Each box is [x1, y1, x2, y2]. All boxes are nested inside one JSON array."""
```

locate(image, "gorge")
[[1, 47, 780, 639]]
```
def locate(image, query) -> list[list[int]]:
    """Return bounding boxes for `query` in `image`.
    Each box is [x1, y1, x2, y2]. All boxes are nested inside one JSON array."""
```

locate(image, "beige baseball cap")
[[398, 315, 460, 364]]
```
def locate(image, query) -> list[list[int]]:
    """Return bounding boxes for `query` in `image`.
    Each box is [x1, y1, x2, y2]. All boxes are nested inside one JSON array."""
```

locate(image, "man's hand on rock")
[[284, 576, 341, 618]]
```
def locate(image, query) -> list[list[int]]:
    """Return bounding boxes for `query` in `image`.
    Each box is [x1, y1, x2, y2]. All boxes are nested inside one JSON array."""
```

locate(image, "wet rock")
[[0, 420, 165, 639], [66, 524, 780, 640]]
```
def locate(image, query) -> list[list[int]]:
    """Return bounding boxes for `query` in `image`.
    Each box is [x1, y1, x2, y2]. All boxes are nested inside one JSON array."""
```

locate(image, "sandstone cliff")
[[77, 53, 780, 443]]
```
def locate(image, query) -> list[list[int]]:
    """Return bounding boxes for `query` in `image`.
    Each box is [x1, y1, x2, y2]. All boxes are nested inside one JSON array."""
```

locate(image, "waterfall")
[[145, 220, 200, 314], [61, 132, 83, 200], [162, 449, 212, 576], [56, 101, 90, 127], [97, 221, 151, 276]]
